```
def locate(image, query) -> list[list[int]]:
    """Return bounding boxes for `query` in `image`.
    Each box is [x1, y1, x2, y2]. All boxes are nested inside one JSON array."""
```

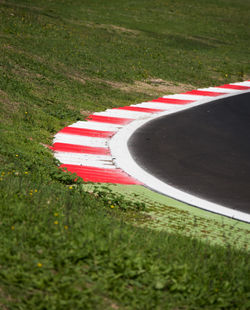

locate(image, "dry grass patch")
[[114, 78, 194, 96], [68, 74, 86, 85], [0, 89, 20, 115], [80, 109, 93, 117], [1, 44, 45, 64], [86, 22, 140, 36], [11, 64, 44, 81], [0, 0, 43, 13], [68, 74, 194, 96]]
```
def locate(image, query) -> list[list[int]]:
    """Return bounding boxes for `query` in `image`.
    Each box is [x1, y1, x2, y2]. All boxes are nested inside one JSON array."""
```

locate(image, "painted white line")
[[53, 133, 108, 147], [163, 94, 211, 100], [93, 109, 150, 119], [198, 87, 241, 93], [54, 151, 112, 161], [233, 81, 250, 87], [134, 102, 184, 110], [54, 153, 115, 168], [110, 90, 250, 223], [68, 121, 121, 131]]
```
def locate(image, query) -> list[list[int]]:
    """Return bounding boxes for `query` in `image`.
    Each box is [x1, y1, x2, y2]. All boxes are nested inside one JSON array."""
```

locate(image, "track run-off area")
[[52, 80, 250, 223]]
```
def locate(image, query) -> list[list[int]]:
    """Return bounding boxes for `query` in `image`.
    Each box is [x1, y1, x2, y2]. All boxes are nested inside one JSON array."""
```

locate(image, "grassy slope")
[[84, 184, 250, 251], [0, 0, 250, 309]]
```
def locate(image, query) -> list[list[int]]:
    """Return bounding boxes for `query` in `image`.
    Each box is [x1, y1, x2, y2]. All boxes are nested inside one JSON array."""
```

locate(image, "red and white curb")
[[51, 80, 250, 222]]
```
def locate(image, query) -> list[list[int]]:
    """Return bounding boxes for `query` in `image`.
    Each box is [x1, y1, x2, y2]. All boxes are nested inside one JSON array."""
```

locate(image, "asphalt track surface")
[[128, 92, 250, 214]]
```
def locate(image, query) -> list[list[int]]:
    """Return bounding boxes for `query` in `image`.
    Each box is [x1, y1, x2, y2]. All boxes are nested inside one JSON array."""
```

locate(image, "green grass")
[[1, 173, 250, 309], [83, 184, 250, 251], [0, 0, 250, 308]]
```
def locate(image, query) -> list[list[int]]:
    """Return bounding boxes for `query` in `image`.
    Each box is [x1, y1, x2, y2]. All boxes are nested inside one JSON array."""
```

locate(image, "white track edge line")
[[109, 89, 250, 223]]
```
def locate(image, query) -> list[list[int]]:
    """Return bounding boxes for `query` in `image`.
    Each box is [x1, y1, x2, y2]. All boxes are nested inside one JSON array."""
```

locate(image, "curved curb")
[[110, 87, 250, 223], [51, 80, 250, 221]]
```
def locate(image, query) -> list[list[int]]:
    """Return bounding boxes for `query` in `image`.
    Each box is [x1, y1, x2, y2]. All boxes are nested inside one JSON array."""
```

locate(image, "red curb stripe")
[[51, 143, 110, 155], [52, 80, 249, 186], [60, 164, 141, 184], [114, 106, 165, 113], [217, 84, 250, 90], [87, 115, 133, 125], [58, 127, 115, 138], [151, 98, 195, 104], [183, 90, 226, 96]]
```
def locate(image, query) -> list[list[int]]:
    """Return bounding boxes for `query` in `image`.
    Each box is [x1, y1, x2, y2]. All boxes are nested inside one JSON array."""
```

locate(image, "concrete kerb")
[[109, 89, 250, 223]]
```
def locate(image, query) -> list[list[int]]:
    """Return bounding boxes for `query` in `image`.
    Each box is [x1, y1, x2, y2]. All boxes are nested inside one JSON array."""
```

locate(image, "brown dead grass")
[[107, 78, 194, 96], [103, 296, 120, 310], [69, 75, 86, 85], [66, 104, 93, 117], [0, 286, 13, 310], [0, 90, 20, 115], [1, 43, 44, 64], [85, 22, 140, 36], [0, 0, 43, 13], [11, 64, 44, 80], [68, 74, 194, 96], [80, 110, 93, 117]]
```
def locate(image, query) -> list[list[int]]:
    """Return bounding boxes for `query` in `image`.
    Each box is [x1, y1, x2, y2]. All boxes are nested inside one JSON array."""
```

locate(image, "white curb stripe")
[[134, 102, 182, 110], [163, 94, 212, 100], [233, 81, 250, 86], [54, 152, 114, 168], [198, 87, 242, 93], [93, 109, 150, 119], [68, 121, 121, 131], [55, 152, 115, 169], [55, 158, 115, 168], [53, 133, 108, 147], [54, 152, 112, 161]]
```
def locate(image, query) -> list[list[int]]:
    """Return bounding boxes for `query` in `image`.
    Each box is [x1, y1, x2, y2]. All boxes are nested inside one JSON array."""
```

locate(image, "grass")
[[84, 184, 250, 251], [1, 173, 250, 309], [0, 0, 250, 308]]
